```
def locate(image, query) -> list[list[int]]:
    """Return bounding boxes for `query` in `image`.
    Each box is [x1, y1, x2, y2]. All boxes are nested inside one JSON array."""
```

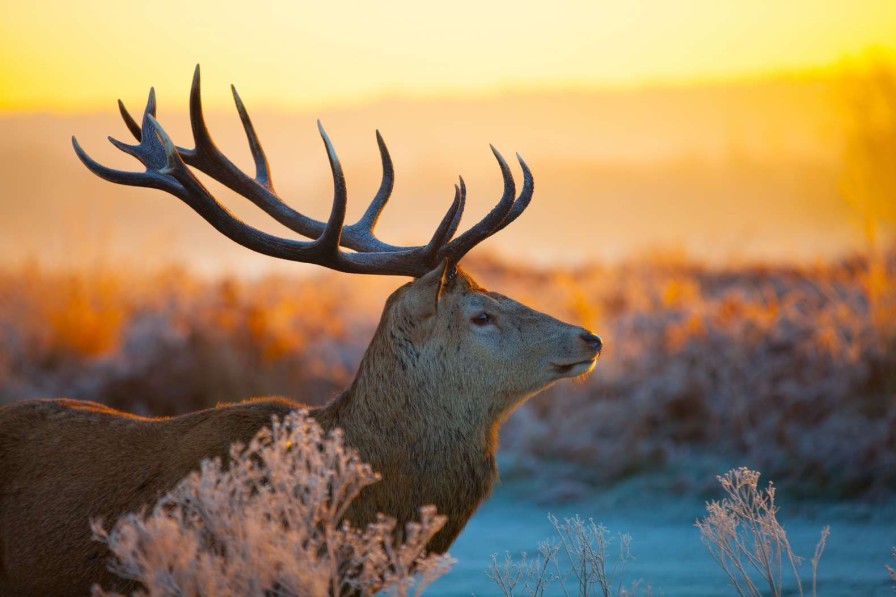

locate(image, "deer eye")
[[471, 312, 493, 326]]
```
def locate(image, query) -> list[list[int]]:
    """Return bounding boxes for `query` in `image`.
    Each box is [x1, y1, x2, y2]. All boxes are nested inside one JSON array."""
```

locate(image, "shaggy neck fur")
[[317, 294, 501, 552]]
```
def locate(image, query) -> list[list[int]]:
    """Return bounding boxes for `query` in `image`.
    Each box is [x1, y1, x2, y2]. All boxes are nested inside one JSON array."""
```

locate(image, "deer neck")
[[332, 370, 497, 463], [312, 347, 501, 550], [318, 341, 501, 488]]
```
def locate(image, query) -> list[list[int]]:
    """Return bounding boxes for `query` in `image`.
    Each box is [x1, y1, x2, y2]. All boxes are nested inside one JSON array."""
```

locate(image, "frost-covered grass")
[[1, 251, 894, 498], [441, 479, 895, 596], [91, 411, 452, 596], [696, 468, 828, 597], [476, 468, 893, 597], [486, 515, 649, 597]]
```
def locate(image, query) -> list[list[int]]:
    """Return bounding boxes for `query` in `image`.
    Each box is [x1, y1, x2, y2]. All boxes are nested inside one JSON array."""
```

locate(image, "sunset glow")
[[1, 3, 895, 593], [2, 0, 895, 112]]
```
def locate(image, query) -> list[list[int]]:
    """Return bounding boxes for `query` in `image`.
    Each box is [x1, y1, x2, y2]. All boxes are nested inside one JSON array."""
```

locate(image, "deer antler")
[[72, 65, 534, 277]]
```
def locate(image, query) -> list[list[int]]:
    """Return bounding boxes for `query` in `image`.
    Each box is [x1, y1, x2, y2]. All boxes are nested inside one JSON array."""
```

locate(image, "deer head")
[[357, 264, 601, 425]]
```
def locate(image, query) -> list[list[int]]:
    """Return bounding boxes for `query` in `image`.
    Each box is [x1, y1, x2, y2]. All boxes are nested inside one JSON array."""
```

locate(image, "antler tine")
[[446, 176, 467, 243], [72, 135, 173, 191], [118, 102, 139, 142], [421, 182, 464, 262], [118, 101, 141, 140], [185, 65, 226, 176], [312, 121, 348, 256], [492, 153, 534, 234], [346, 130, 395, 236], [117, 88, 156, 142], [435, 146, 516, 265], [231, 84, 274, 189], [106, 135, 146, 161]]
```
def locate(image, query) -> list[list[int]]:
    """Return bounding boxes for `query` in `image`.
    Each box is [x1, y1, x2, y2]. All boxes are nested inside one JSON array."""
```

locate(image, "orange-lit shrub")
[[47, 276, 126, 357]]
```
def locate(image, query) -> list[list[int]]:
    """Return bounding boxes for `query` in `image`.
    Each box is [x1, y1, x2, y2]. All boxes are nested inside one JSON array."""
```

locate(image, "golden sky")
[[2, 0, 895, 112]]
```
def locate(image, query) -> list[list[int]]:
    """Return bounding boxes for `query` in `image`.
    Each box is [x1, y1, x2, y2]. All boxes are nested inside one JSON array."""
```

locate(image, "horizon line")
[[3, 54, 892, 117]]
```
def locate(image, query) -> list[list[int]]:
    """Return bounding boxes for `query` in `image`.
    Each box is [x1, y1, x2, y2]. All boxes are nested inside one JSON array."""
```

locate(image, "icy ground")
[[433, 479, 896, 596]]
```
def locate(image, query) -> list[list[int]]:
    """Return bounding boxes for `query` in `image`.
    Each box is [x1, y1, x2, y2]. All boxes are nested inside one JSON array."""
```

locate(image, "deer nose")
[[580, 332, 602, 353]]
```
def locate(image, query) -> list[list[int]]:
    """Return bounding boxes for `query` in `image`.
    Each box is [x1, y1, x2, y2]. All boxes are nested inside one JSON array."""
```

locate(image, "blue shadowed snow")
[[431, 481, 895, 596]]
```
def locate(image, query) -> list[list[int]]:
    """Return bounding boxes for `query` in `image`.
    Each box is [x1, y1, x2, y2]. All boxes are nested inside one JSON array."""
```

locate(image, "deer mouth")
[[551, 358, 597, 378]]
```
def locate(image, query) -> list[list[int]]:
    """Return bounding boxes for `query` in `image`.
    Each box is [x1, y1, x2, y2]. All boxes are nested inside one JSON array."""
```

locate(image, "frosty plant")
[[90, 411, 453, 597], [696, 467, 829, 597], [486, 515, 648, 597]]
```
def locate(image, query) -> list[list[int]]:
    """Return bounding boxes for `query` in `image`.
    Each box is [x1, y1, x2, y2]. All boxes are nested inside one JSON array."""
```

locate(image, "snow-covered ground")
[[434, 480, 896, 596]]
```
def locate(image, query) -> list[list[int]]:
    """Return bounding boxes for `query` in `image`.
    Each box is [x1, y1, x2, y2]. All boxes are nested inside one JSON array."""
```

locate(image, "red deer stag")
[[0, 66, 602, 596]]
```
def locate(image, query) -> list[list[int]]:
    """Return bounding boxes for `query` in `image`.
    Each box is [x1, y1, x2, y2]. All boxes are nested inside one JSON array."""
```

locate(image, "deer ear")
[[405, 261, 450, 321]]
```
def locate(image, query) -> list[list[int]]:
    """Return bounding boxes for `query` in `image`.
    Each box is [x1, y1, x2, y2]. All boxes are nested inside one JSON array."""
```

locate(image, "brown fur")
[[0, 266, 601, 596]]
